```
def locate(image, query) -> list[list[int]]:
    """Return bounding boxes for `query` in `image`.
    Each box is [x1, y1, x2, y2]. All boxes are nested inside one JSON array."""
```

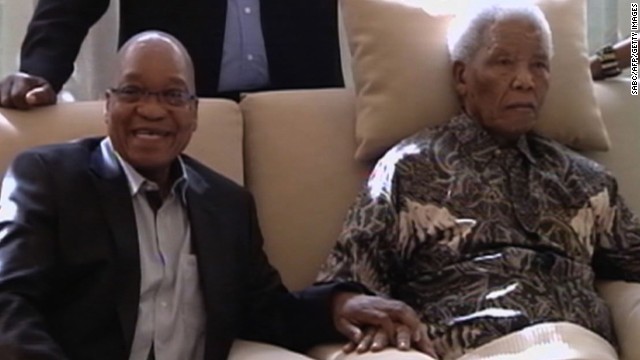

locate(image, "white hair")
[[447, 0, 553, 63]]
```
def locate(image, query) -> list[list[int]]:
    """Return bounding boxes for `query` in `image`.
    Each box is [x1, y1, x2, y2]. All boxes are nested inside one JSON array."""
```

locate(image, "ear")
[[104, 91, 112, 124], [452, 60, 468, 97], [191, 99, 199, 132]]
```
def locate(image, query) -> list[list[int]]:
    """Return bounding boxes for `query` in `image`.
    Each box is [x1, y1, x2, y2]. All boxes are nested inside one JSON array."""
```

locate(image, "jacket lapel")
[[88, 147, 140, 355]]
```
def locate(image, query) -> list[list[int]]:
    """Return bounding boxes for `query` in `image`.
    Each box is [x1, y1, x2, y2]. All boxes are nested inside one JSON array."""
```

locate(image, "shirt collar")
[[99, 137, 189, 202], [451, 113, 537, 165]]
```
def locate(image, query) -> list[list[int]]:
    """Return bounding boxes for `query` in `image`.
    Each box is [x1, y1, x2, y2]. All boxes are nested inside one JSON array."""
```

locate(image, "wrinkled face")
[[454, 19, 550, 141], [105, 40, 197, 177]]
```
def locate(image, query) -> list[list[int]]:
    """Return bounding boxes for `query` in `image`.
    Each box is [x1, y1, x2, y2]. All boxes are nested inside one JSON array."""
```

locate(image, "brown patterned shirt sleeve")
[[316, 150, 403, 297], [593, 181, 640, 281]]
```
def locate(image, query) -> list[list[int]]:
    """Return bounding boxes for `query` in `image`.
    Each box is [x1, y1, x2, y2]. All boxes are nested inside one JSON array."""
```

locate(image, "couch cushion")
[[310, 322, 617, 360], [0, 99, 244, 185], [229, 340, 313, 359], [585, 78, 640, 213], [241, 89, 369, 290], [596, 280, 640, 360], [586, 80, 640, 360], [188, 99, 244, 184], [343, 0, 610, 161]]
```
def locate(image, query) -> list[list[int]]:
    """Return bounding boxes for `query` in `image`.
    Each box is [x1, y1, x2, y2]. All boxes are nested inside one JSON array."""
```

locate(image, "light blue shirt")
[[100, 138, 206, 360], [218, 0, 271, 92]]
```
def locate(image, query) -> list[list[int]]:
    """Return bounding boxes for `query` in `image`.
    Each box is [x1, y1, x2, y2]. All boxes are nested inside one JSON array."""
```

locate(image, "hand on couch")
[[331, 292, 437, 357], [0, 72, 56, 110]]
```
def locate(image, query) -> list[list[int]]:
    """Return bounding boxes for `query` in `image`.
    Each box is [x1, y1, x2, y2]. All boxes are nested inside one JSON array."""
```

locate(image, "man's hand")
[[0, 72, 56, 110], [332, 292, 437, 357], [589, 56, 604, 81]]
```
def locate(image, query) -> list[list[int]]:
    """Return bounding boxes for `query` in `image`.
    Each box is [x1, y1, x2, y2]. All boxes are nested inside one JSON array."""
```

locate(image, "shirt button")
[[247, 54, 254, 61], [244, 7, 251, 14], [494, 149, 501, 156], [161, 301, 168, 308]]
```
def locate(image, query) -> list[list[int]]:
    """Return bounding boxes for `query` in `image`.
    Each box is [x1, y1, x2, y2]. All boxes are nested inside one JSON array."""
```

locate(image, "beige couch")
[[0, 78, 639, 359]]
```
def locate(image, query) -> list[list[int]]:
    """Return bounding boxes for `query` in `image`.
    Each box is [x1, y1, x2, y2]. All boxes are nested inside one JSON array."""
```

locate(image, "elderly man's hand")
[[0, 72, 56, 110], [332, 292, 437, 357]]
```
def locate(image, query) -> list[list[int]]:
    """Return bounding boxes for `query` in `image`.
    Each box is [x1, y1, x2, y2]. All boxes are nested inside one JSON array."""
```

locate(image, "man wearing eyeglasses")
[[0, 0, 343, 109], [0, 31, 434, 360]]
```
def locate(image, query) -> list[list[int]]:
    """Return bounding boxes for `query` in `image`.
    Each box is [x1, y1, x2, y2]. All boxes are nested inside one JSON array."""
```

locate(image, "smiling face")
[[453, 18, 550, 141], [105, 35, 197, 182]]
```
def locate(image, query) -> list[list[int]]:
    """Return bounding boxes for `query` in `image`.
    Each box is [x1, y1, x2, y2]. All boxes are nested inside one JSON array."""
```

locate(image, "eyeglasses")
[[109, 86, 196, 107]]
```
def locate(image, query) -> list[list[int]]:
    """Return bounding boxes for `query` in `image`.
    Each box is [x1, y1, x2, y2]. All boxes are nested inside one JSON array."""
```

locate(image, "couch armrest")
[[596, 280, 640, 360]]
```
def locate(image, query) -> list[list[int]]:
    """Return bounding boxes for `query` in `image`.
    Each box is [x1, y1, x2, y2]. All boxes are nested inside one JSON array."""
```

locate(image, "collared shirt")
[[317, 114, 640, 360], [218, 0, 270, 92], [100, 139, 206, 360]]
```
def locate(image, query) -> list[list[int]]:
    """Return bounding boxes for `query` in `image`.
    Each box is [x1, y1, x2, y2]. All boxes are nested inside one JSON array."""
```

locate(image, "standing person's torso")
[[117, 0, 343, 97]]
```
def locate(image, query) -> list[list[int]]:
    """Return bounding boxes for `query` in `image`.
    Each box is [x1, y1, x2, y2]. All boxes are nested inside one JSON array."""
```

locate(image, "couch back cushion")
[[242, 89, 370, 290], [0, 99, 244, 185], [586, 79, 640, 213]]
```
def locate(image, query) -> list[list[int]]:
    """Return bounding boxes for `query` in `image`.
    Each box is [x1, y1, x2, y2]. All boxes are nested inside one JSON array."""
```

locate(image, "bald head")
[[115, 31, 196, 92]]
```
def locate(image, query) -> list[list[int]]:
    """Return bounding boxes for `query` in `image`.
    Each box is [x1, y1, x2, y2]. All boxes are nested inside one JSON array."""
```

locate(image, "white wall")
[[0, 0, 35, 74]]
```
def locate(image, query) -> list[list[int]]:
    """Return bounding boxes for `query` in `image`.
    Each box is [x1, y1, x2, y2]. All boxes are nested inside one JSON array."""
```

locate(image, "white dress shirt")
[[100, 138, 206, 360]]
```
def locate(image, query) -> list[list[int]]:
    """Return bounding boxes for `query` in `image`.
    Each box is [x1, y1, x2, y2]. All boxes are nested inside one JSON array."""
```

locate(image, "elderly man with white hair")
[[317, 2, 640, 360]]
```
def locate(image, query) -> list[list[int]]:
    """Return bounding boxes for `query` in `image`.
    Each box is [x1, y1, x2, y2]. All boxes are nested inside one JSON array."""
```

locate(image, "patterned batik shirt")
[[317, 113, 640, 359]]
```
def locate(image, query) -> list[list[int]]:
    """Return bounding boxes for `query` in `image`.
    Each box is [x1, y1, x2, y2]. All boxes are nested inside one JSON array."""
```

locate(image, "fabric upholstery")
[[229, 340, 313, 359], [597, 280, 640, 360], [309, 322, 616, 360], [241, 89, 370, 290], [585, 78, 640, 213]]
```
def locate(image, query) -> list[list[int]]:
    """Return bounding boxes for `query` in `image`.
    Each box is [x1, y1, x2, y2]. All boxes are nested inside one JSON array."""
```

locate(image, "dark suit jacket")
[[0, 138, 341, 360], [19, 0, 344, 98]]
